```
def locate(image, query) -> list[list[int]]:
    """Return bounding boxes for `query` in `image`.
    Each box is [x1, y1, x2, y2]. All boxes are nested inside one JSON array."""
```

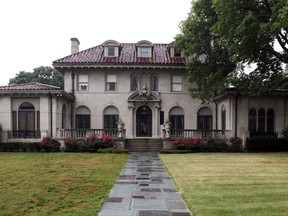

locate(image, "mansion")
[[0, 38, 287, 150]]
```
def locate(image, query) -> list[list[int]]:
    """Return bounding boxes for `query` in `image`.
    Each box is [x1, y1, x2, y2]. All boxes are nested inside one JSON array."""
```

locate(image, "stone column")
[[128, 104, 134, 138], [154, 105, 160, 138]]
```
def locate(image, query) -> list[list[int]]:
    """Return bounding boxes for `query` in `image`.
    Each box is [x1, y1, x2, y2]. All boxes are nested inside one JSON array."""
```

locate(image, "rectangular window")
[[104, 115, 118, 129], [172, 75, 183, 92], [197, 116, 212, 130], [140, 47, 149, 57], [106, 74, 117, 91], [78, 74, 88, 91], [108, 47, 115, 57], [76, 115, 90, 129], [174, 50, 182, 57]]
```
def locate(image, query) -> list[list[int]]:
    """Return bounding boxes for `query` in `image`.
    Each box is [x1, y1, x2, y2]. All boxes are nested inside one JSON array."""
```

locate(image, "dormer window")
[[140, 47, 149, 57], [170, 42, 184, 58], [103, 40, 120, 57], [137, 40, 153, 58], [108, 47, 116, 57], [174, 49, 182, 57]]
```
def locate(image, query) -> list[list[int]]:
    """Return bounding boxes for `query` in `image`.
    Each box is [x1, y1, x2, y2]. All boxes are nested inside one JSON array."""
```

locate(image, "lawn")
[[0, 152, 128, 216], [160, 153, 288, 216]]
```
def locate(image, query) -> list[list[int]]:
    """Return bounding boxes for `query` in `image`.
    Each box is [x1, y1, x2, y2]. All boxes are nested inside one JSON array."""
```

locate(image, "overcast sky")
[[0, 0, 191, 86]]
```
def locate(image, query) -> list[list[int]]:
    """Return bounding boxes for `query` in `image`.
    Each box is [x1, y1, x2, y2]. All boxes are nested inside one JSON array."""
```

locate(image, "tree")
[[9, 66, 64, 89], [175, 0, 288, 101]]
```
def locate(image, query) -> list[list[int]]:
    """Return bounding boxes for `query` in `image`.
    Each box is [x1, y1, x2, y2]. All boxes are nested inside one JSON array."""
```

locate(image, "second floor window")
[[106, 74, 117, 91], [150, 73, 158, 91], [130, 73, 139, 91], [78, 74, 88, 91], [172, 75, 183, 92]]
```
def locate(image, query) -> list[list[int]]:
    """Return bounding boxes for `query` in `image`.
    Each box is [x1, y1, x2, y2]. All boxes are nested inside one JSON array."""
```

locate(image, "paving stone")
[[138, 210, 170, 216], [163, 188, 178, 193], [106, 197, 123, 203], [171, 212, 192, 216], [141, 188, 162, 192], [132, 199, 167, 210], [98, 210, 137, 216]]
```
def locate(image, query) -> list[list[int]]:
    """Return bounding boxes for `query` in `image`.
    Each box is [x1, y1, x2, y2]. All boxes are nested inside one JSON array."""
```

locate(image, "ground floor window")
[[11, 102, 40, 138], [104, 106, 119, 129], [76, 106, 91, 129], [197, 107, 212, 130], [249, 108, 275, 136]]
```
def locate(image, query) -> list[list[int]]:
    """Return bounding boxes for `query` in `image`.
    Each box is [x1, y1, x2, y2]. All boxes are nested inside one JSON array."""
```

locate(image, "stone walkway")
[[98, 152, 192, 216]]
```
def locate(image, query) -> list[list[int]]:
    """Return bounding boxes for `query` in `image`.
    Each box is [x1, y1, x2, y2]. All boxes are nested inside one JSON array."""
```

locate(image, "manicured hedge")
[[246, 137, 288, 152], [0, 142, 41, 152]]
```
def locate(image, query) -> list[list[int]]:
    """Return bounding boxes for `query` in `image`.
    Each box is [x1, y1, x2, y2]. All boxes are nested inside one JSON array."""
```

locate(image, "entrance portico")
[[128, 89, 161, 138]]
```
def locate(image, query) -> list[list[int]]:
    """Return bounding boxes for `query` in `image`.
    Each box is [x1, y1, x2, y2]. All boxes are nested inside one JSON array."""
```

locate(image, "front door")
[[136, 106, 152, 137]]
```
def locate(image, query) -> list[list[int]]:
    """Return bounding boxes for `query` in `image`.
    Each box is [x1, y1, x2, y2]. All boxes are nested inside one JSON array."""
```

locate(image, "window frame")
[[107, 47, 116, 57], [171, 75, 183, 92], [106, 74, 117, 91], [140, 47, 149, 57], [78, 74, 89, 91]]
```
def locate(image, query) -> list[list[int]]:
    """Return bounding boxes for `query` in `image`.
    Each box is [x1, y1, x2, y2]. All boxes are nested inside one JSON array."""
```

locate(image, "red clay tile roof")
[[53, 43, 186, 66], [0, 82, 60, 91]]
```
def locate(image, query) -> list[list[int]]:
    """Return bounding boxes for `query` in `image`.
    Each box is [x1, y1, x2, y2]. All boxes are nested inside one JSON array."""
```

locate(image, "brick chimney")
[[71, 38, 80, 54]]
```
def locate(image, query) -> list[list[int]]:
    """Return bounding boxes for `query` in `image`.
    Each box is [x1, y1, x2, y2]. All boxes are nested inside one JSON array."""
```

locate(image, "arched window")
[[62, 104, 67, 129], [221, 105, 226, 131], [104, 106, 119, 129], [197, 107, 212, 130], [248, 108, 257, 132], [258, 108, 265, 132], [130, 73, 139, 91], [169, 107, 184, 130], [267, 109, 274, 133], [76, 106, 90, 129], [18, 102, 35, 132], [150, 73, 158, 91]]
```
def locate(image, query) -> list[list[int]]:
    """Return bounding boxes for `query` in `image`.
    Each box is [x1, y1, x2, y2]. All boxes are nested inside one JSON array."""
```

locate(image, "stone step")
[[125, 139, 163, 152]]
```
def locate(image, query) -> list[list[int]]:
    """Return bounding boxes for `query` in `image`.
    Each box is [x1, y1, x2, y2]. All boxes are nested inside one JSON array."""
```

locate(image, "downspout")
[[213, 99, 218, 130], [71, 70, 76, 128], [49, 93, 53, 137], [235, 93, 239, 137]]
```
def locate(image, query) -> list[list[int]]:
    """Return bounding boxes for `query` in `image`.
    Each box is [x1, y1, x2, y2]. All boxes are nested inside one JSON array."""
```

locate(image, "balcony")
[[169, 129, 231, 139], [59, 129, 121, 139]]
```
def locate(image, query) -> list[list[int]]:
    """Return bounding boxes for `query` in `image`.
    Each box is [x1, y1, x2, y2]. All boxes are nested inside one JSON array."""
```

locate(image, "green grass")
[[0, 152, 128, 216], [160, 153, 288, 216]]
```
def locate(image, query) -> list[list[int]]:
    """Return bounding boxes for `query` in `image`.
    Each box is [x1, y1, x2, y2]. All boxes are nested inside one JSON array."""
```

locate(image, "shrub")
[[282, 127, 288, 139], [203, 136, 229, 152], [0, 142, 41, 152], [39, 137, 61, 152], [246, 137, 288, 152], [229, 136, 243, 152], [172, 136, 229, 152], [64, 138, 86, 152], [85, 134, 115, 152], [172, 137, 200, 151]]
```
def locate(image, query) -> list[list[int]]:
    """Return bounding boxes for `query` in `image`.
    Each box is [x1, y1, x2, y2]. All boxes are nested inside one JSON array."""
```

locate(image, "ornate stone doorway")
[[136, 106, 152, 137]]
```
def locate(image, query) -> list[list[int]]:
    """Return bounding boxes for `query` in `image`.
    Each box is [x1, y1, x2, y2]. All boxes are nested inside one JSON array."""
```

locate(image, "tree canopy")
[[175, 0, 288, 101], [9, 66, 64, 89]]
